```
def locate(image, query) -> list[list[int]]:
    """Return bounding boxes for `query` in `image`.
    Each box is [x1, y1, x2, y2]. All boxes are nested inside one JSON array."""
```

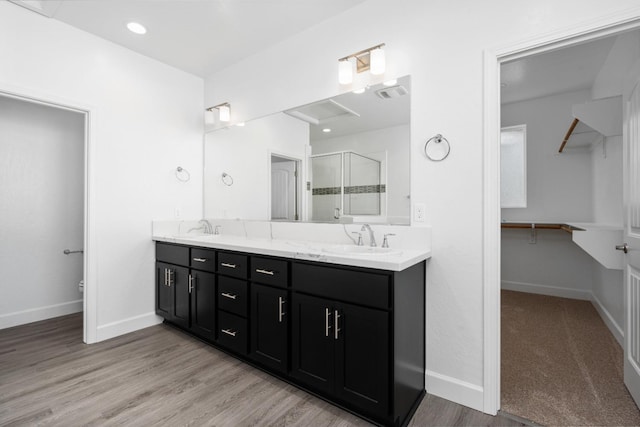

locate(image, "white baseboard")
[[591, 294, 624, 346], [501, 280, 591, 301], [426, 370, 483, 412], [96, 312, 163, 342], [0, 299, 83, 330]]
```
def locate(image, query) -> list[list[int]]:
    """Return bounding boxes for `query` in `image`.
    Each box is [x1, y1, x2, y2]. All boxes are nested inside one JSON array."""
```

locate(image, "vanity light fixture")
[[205, 102, 231, 124], [126, 22, 147, 35], [337, 43, 385, 85]]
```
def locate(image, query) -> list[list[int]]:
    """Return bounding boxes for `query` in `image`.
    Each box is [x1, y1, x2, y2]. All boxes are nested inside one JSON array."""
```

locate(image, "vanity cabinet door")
[[334, 302, 389, 418], [291, 293, 335, 395], [250, 284, 288, 374], [171, 265, 190, 329], [190, 270, 216, 341]]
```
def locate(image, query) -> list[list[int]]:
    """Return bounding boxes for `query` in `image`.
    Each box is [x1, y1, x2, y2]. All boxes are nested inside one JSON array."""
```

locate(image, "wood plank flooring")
[[0, 314, 525, 426]]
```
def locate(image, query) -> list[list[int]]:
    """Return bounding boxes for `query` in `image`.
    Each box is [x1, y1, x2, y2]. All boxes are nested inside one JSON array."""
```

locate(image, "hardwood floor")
[[0, 314, 524, 426]]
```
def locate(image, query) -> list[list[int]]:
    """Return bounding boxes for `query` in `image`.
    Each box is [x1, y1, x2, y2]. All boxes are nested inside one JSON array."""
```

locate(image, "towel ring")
[[175, 166, 190, 182], [424, 134, 450, 161], [221, 172, 234, 186]]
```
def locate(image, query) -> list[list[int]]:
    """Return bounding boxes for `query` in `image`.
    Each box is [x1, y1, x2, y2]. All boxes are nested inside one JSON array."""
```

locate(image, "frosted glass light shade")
[[218, 104, 230, 122], [204, 109, 215, 124], [338, 59, 353, 85], [370, 48, 385, 75]]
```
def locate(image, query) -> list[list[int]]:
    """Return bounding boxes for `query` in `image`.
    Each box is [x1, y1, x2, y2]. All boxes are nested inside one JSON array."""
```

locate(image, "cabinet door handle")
[[221, 262, 237, 269], [167, 269, 173, 287], [192, 258, 207, 263], [188, 274, 194, 294], [255, 268, 275, 276], [221, 292, 237, 300], [221, 328, 237, 337], [164, 268, 168, 286], [334, 310, 341, 340], [278, 297, 286, 323], [325, 308, 331, 337]]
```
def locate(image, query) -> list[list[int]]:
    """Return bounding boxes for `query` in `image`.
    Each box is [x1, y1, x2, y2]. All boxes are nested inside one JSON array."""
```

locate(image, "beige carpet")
[[501, 290, 640, 426]]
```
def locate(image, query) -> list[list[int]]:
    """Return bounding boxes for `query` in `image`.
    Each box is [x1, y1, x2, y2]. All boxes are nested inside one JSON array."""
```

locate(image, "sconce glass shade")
[[370, 48, 385, 75], [338, 59, 353, 85], [218, 104, 230, 122], [204, 109, 215, 124]]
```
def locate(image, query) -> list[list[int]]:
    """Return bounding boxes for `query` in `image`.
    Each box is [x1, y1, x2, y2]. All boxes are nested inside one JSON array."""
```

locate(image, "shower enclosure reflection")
[[310, 152, 381, 222]]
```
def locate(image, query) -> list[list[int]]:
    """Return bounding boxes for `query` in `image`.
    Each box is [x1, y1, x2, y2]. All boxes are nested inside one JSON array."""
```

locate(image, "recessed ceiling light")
[[236, 122, 245, 127], [383, 79, 398, 86], [352, 88, 366, 94], [127, 22, 147, 35], [322, 128, 331, 133]]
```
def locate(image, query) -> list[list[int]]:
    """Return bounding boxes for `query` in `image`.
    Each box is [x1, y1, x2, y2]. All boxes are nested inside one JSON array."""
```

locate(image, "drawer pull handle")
[[193, 258, 207, 263], [221, 328, 237, 337], [221, 292, 237, 300], [221, 262, 237, 269], [255, 268, 274, 276]]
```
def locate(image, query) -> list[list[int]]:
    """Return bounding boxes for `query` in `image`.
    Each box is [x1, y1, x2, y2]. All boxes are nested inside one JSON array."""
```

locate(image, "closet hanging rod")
[[558, 118, 580, 153]]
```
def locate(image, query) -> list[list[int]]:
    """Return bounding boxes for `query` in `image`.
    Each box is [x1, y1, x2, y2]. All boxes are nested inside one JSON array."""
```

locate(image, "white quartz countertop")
[[153, 233, 431, 272]]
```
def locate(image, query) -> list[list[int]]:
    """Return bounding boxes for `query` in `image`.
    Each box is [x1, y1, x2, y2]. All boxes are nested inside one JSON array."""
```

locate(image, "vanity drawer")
[[218, 252, 248, 278], [251, 256, 289, 288], [218, 311, 248, 355], [292, 262, 390, 309], [190, 248, 216, 272], [156, 243, 189, 266], [218, 276, 247, 317]]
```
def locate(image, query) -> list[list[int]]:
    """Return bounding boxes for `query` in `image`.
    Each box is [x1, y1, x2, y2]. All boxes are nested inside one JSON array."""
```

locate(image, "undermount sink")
[[322, 245, 402, 256]]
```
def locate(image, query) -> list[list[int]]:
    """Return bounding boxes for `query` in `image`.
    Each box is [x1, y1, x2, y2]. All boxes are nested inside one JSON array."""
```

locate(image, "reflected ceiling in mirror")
[[204, 75, 411, 225]]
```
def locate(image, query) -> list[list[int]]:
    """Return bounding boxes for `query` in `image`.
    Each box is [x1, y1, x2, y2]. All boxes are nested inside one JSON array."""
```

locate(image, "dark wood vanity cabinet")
[[155, 241, 425, 427], [155, 243, 216, 341]]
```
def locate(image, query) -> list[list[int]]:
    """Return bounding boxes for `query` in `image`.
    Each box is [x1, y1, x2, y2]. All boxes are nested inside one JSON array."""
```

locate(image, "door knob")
[[615, 243, 629, 254]]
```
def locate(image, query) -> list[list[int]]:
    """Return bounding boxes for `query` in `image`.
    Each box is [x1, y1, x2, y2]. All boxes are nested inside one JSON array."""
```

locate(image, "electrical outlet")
[[414, 203, 426, 222]]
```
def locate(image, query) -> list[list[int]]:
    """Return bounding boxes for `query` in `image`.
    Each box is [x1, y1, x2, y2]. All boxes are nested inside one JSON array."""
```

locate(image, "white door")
[[271, 159, 297, 220], [622, 75, 640, 407]]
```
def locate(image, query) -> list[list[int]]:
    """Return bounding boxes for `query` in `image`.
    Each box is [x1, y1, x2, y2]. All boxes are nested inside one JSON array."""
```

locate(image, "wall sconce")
[[338, 43, 385, 85], [205, 102, 231, 124]]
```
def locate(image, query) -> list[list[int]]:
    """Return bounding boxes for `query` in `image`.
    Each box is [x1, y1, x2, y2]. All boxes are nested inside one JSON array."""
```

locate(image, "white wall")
[[500, 90, 596, 296], [203, 0, 640, 411], [591, 135, 624, 340], [0, 3, 204, 341], [312, 124, 411, 222], [501, 89, 594, 222], [204, 113, 309, 220], [0, 96, 84, 327]]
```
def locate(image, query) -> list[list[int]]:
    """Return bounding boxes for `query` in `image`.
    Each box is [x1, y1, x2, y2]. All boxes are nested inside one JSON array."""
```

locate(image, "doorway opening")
[[270, 153, 302, 221], [0, 92, 88, 342], [490, 21, 640, 426]]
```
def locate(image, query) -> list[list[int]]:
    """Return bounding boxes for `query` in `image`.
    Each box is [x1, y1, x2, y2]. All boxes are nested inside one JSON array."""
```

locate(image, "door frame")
[[0, 83, 97, 344], [482, 10, 640, 414], [268, 150, 305, 221]]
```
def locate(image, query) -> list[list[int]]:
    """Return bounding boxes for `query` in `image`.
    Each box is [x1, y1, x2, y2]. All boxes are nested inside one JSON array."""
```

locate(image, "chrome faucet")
[[361, 224, 377, 247], [214, 225, 222, 235], [198, 219, 213, 234]]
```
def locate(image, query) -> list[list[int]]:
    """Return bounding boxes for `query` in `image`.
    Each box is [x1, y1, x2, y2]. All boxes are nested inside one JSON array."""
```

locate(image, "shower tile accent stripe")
[[312, 185, 385, 196]]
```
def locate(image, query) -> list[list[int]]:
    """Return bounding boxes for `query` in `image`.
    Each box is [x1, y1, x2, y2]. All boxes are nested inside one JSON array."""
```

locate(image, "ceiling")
[[7, 0, 367, 77], [501, 35, 618, 104]]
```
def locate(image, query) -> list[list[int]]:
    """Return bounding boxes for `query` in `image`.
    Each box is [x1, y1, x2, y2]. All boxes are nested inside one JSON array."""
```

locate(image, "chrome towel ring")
[[424, 134, 450, 161]]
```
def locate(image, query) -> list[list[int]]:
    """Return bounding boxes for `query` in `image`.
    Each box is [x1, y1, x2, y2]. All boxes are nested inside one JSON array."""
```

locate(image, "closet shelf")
[[501, 222, 583, 233]]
